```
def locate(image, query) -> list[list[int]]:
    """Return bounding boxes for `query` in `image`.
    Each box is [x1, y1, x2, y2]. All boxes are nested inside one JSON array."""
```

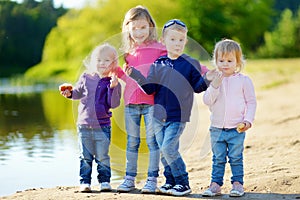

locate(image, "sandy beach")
[[1, 67, 300, 200]]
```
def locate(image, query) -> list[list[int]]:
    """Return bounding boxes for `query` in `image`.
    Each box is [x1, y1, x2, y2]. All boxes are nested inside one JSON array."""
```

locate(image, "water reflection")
[[1, 93, 50, 134], [1, 93, 53, 161], [0, 87, 149, 197], [0, 91, 77, 196]]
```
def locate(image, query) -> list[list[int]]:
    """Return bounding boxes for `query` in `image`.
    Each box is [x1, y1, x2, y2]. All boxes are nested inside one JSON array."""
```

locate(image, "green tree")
[[294, 7, 300, 55], [179, 0, 274, 54], [25, 0, 181, 81], [0, 0, 66, 77], [258, 9, 297, 58]]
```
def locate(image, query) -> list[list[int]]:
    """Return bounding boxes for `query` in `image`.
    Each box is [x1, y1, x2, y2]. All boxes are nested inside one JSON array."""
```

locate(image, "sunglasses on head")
[[163, 19, 186, 30]]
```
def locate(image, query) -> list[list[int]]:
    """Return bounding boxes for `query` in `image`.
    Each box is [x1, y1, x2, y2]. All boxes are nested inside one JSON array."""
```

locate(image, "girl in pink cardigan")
[[202, 39, 257, 197]]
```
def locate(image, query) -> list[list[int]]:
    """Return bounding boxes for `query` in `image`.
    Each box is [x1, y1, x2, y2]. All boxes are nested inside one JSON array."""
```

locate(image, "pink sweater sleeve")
[[243, 77, 257, 124], [116, 66, 127, 82], [200, 64, 209, 76]]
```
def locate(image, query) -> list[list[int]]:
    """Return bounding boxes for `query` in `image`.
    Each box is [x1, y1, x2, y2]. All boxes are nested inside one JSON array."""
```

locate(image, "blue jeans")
[[78, 125, 111, 184], [153, 118, 189, 186], [125, 104, 159, 177], [210, 127, 246, 186]]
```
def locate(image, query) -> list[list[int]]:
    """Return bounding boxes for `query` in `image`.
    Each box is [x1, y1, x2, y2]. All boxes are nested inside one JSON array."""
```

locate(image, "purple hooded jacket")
[[70, 73, 121, 128]]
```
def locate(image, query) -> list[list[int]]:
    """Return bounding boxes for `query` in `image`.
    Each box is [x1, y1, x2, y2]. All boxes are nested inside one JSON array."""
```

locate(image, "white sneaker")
[[229, 182, 244, 197], [80, 183, 91, 193], [101, 182, 112, 192], [202, 182, 221, 197], [141, 177, 157, 194], [117, 175, 135, 192]]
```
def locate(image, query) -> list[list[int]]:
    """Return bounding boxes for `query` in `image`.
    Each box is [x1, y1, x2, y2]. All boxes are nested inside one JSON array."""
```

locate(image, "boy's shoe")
[[141, 177, 157, 194], [116, 175, 135, 192], [157, 183, 174, 194], [202, 182, 221, 197], [100, 182, 112, 192], [80, 183, 92, 193], [229, 181, 244, 197], [169, 184, 191, 196]]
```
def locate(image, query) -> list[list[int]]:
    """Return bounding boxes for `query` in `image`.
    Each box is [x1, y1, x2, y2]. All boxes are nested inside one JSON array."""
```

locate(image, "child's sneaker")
[[100, 182, 112, 192], [157, 183, 174, 194], [169, 184, 191, 196], [202, 182, 221, 197], [116, 175, 135, 192], [229, 181, 244, 197], [141, 177, 157, 194], [80, 183, 92, 193]]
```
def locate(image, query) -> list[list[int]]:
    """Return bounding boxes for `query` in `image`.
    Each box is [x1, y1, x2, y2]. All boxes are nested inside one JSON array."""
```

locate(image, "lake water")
[[0, 82, 152, 197]]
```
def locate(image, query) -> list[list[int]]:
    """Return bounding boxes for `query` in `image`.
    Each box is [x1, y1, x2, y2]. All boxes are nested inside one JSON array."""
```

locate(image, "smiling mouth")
[[135, 36, 145, 40]]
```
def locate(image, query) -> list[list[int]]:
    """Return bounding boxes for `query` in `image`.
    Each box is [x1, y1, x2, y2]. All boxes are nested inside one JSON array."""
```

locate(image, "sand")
[[1, 71, 299, 200]]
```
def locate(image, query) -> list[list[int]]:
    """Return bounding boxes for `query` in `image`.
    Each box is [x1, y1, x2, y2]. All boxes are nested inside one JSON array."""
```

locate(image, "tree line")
[[0, 0, 66, 77], [1, 0, 300, 78]]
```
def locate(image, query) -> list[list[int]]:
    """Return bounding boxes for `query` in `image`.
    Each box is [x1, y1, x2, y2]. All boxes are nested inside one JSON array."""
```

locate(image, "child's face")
[[216, 52, 237, 77], [162, 29, 187, 59], [128, 18, 150, 45], [96, 51, 115, 77]]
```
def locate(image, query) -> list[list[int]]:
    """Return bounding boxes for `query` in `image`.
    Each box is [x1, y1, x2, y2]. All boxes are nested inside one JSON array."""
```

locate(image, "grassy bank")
[[244, 58, 300, 90]]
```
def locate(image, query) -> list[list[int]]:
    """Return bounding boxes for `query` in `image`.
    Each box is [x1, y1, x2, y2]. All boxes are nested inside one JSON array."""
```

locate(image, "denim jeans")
[[210, 126, 246, 186], [125, 104, 159, 177], [78, 125, 111, 184], [153, 118, 189, 186]]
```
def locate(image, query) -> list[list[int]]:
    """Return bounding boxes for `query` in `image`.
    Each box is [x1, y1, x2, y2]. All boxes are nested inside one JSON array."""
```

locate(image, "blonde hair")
[[121, 5, 157, 53], [213, 39, 245, 72], [84, 43, 118, 74]]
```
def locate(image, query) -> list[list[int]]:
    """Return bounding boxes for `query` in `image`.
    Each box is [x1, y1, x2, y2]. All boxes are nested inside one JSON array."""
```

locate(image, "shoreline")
[[2, 70, 300, 199], [1, 184, 299, 200]]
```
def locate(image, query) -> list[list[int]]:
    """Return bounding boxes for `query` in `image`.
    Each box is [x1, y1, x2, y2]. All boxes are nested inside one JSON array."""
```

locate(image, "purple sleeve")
[[70, 74, 85, 100], [108, 83, 121, 109]]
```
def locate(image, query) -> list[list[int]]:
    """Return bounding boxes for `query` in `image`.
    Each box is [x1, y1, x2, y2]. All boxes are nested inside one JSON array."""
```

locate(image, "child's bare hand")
[[210, 71, 223, 89], [110, 74, 119, 88], [237, 121, 251, 133], [60, 90, 72, 97], [205, 69, 217, 81], [123, 63, 132, 75]]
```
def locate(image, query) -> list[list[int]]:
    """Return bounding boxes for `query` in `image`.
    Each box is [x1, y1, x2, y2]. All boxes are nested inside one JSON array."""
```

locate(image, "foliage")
[[0, 0, 66, 77], [1, 0, 300, 79], [25, 0, 181, 81], [257, 8, 300, 58], [178, 0, 274, 54]]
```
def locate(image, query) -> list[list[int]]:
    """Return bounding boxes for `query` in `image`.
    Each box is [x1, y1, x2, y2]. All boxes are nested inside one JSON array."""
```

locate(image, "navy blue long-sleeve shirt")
[[130, 54, 208, 122]]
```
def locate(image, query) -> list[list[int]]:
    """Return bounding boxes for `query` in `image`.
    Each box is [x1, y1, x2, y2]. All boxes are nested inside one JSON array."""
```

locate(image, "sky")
[[12, 0, 95, 9], [52, 0, 93, 8]]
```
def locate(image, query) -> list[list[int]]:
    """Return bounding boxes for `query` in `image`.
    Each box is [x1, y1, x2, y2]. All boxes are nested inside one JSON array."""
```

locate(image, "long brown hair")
[[121, 5, 157, 54]]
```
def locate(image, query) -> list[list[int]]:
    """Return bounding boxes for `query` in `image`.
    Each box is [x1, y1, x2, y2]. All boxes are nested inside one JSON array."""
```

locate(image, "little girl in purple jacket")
[[59, 43, 121, 193]]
